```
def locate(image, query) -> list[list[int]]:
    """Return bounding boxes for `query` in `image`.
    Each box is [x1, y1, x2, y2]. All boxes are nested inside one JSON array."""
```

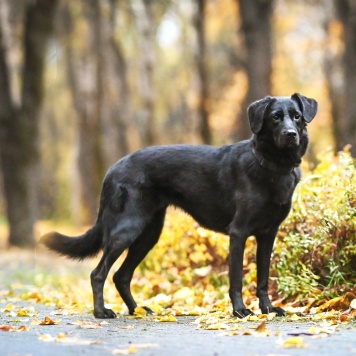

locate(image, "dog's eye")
[[272, 114, 280, 121], [294, 114, 301, 121]]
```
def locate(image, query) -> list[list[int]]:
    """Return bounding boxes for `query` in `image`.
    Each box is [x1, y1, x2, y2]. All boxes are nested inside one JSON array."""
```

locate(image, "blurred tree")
[[334, 0, 356, 155], [61, 1, 106, 223], [323, 7, 344, 152], [235, 0, 274, 140], [132, 0, 156, 146], [194, 0, 212, 144], [0, 0, 58, 246], [109, 0, 131, 157]]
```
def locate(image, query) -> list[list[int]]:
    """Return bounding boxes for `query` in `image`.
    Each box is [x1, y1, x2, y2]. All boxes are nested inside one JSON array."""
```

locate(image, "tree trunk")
[[0, 0, 58, 247], [323, 13, 344, 151], [194, 0, 212, 144], [62, 2, 106, 223], [109, 0, 130, 157], [335, 0, 356, 155], [235, 0, 274, 140], [132, 0, 156, 147]]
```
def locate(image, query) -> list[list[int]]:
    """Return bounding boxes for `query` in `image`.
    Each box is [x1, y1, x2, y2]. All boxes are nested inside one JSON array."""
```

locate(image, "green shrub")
[[273, 149, 356, 298]]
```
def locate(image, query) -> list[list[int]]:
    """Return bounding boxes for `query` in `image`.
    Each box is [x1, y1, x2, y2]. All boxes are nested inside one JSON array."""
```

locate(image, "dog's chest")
[[264, 175, 296, 205]]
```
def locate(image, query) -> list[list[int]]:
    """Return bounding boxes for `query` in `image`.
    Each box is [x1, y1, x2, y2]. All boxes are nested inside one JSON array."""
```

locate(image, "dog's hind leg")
[[90, 214, 145, 319], [113, 208, 166, 315]]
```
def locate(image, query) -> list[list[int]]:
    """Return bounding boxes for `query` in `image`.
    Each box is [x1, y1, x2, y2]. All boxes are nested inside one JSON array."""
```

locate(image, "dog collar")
[[252, 147, 297, 175]]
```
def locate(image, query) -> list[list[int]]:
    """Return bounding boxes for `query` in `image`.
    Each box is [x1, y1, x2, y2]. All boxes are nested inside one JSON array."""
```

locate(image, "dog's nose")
[[286, 129, 297, 138]]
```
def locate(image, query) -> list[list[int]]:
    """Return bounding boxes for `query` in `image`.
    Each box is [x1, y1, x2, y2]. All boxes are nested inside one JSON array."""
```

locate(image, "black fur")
[[41, 93, 318, 319]]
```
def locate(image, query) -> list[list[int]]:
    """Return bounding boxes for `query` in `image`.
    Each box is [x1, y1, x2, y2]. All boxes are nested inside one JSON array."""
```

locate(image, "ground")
[[0, 237, 356, 355]]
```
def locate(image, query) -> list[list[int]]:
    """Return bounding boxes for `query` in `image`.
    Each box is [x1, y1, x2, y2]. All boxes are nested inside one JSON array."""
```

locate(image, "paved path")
[[1, 301, 356, 356], [0, 246, 355, 355]]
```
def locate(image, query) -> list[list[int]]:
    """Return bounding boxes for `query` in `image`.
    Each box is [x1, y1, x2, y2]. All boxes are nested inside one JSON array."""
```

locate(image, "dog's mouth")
[[277, 135, 300, 148]]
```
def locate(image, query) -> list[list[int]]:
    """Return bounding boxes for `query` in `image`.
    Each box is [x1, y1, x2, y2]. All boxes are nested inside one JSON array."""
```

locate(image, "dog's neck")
[[251, 135, 307, 175], [251, 146, 297, 174]]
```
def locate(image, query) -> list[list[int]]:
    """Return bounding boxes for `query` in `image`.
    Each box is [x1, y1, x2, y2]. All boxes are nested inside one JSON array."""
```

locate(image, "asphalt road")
[[1, 301, 356, 356]]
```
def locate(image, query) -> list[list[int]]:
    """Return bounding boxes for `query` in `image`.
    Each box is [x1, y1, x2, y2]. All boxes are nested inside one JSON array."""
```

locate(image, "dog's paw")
[[142, 306, 154, 314], [94, 308, 117, 319], [233, 308, 254, 318], [128, 306, 154, 315], [260, 306, 286, 317]]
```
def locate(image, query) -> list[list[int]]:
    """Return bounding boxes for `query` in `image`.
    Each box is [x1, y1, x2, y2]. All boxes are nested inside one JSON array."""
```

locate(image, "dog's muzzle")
[[280, 129, 300, 147]]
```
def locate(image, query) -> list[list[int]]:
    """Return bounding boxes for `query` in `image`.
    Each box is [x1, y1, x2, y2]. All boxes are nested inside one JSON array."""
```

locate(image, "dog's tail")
[[40, 223, 103, 260]]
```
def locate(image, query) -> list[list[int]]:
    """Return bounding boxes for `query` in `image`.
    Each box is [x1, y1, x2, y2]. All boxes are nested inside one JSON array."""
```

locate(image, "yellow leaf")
[[4, 304, 13, 312], [133, 307, 148, 318], [113, 347, 138, 354], [289, 314, 301, 321], [206, 323, 229, 330], [156, 315, 177, 322], [39, 334, 55, 342], [258, 314, 268, 319], [173, 287, 195, 301], [56, 333, 67, 339], [281, 337, 308, 348], [188, 308, 203, 316], [219, 331, 238, 336], [17, 310, 30, 317], [247, 315, 259, 321]]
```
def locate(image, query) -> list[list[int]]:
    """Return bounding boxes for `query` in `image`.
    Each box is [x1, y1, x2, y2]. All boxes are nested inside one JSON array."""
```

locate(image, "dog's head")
[[247, 93, 318, 149]]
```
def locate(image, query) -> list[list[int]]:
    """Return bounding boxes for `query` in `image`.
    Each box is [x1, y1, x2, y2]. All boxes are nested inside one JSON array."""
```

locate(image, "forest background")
[[0, 0, 355, 307]]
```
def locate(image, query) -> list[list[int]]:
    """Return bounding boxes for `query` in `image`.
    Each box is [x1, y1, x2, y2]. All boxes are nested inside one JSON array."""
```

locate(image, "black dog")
[[41, 93, 317, 318]]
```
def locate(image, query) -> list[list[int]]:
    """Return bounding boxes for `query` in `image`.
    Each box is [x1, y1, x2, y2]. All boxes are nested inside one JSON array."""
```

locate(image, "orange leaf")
[[39, 316, 60, 325], [0, 325, 14, 331], [339, 315, 350, 323], [256, 321, 266, 333]]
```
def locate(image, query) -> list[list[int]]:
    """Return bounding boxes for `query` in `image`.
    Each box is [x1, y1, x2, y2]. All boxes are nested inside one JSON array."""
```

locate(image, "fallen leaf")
[[267, 312, 277, 321], [76, 321, 103, 329], [206, 323, 229, 330], [255, 321, 266, 333], [350, 299, 356, 310], [112, 344, 158, 354], [39, 316, 60, 325], [0, 325, 14, 331], [156, 315, 177, 322], [17, 310, 30, 317], [279, 336, 308, 349], [340, 315, 350, 323], [4, 304, 14, 312], [112, 347, 138, 354], [133, 307, 148, 318], [242, 329, 253, 335], [289, 314, 301, 321], [39, 333, 101, 345], [219, 331, 239, 336]]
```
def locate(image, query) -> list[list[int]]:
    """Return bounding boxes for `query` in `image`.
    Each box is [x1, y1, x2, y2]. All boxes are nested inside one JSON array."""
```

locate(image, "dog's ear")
[[291, 93, 318, 123], [247, 96, 275, 134]]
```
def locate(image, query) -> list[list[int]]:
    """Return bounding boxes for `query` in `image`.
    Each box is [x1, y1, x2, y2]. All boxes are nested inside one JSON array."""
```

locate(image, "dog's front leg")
[[229, 231, 254, 318], [256, 232, 286, 317]]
